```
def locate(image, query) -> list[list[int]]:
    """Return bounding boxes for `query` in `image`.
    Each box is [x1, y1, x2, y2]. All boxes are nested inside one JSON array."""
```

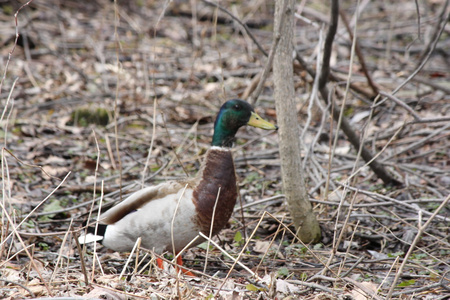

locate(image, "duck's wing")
[[99, 180, 191, 225]]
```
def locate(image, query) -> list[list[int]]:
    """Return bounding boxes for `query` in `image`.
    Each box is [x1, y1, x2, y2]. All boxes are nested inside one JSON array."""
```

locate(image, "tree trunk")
[[273, 0, 321, 243]]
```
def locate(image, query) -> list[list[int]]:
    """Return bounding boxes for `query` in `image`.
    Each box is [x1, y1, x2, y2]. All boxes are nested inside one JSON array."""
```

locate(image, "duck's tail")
[[78, 223, 107, 244]]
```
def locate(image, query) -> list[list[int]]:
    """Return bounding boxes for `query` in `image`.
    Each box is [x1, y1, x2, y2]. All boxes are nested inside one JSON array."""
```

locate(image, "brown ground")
[[1, 0, 449, 299]]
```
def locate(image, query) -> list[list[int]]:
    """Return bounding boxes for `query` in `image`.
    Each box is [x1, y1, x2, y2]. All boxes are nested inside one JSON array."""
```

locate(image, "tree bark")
[[273, 0, 321, 243]]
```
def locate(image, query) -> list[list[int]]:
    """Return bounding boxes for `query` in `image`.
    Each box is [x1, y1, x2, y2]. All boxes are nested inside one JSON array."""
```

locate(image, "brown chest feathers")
[[193, 148, 237, 236]]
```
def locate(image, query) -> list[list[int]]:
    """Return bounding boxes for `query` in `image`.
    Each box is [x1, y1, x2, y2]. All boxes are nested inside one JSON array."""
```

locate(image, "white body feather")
[[80, 182, 201, 253], [104, 186, 198, 253]]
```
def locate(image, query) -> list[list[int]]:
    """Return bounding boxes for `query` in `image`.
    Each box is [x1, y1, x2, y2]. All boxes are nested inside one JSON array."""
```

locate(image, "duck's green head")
[[212, 99, 277, 147]]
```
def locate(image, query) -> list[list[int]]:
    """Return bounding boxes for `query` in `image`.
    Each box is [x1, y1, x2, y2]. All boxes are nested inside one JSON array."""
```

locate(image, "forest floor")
[[1, 0, 449, 299]]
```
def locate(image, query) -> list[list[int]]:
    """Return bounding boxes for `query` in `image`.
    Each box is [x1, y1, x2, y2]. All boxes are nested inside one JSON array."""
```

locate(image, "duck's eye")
[[234, 104, 241, 110]]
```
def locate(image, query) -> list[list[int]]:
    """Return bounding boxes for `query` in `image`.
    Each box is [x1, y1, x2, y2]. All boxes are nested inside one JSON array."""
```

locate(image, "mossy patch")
[[67, 108, 110, 127]]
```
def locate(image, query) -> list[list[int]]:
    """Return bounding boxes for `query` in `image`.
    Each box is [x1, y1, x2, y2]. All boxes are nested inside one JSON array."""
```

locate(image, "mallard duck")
[[79, 99, 277, 274]]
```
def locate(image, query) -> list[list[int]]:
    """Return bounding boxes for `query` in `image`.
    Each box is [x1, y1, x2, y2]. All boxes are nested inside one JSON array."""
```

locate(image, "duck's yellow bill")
[[247, 112, 278, 130]]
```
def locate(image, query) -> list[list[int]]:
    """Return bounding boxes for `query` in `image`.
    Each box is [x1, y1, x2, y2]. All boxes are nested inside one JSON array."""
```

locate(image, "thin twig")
[[72, 226, 89, 287], [395, 0, 449, 95], [343, 277, 384, 300], [50, 219, 73, 283], [0, 171, 71, 248], [0, 200, 53, 296], [339, 9, 379, 96], [288, 280, 338, 295], [201, 0, 268, 57], [161, 112, 190, 177], [0, 0, 34, 94], [386, 193, 450, 299], [0, 279, 36, 298], [391, 282, 446, 297], [113, 0, 123, 201], [34, 161, 168, 218], [379, 91, 421, 120], [317, 0, 339, 91], [338, 182, 448, 221], [203, 187, 221, 274], [141, 98, 158, 186], [248, 0, 287, 105], [119, 237, 141, 280], [199, 231, 261, 281], [413, 0, 421, 41], [383, 121, 450, 161], [170, 184, 188, 259], [412, 76, 450, 95], [248, 32, 280, 105], [415, 0, 449, 67], [3, 148, 62, 180]]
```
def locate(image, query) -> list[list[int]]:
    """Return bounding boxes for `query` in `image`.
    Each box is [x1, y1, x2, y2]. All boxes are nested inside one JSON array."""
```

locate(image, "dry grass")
[[1, 0, 449, 299]]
